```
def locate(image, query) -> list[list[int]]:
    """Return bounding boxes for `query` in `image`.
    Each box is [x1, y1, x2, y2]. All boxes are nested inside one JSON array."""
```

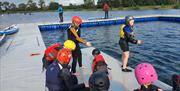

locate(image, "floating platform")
[[1, 15, 178, 91], [38, 15, 180, 31]]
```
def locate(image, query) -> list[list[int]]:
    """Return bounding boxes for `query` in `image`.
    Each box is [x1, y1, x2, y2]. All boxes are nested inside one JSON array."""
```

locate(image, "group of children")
[[43, 43, 110, 91], [42, 15, 180, 91]]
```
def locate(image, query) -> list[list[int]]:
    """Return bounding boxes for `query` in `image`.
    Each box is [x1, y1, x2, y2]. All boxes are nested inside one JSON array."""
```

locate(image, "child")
[[119, 15, 143, 72], [134, 63, 162, 91], [42, 40, 76, 70], [67, 16, 92, 75], [46, 48, 89, 91], [92, 48, 108, 74]]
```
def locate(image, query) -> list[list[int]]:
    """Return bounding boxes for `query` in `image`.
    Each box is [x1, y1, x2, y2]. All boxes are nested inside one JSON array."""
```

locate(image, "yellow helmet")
[[64, 40, 76, 50]]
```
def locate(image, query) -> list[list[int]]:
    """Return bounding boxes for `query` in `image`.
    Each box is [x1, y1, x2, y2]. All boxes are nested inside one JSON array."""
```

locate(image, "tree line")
[[0, 0, 179, 13], [97, 0, 179, 8]]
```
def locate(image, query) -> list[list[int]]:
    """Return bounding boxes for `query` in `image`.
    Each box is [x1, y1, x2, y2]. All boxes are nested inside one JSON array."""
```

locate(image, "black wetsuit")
[[134, 84, 160, 91], [119, 25, 138, 52], [67, 24, 83, 73]]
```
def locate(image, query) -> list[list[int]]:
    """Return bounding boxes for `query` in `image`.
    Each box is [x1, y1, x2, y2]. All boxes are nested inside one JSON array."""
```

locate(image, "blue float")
[[38, 16, 180, 31]]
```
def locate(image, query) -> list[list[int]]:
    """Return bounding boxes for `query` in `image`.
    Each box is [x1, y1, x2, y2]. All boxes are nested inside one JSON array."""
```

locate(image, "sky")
[[1, 0, 98, 6]]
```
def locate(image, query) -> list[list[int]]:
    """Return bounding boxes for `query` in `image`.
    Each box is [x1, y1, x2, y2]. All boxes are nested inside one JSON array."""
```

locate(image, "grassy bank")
[[0, 5, 179, 14]]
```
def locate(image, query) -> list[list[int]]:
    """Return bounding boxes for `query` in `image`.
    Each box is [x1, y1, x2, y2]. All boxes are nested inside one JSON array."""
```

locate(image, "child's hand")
[[86, 42, 92, 47], [137, 40, 144, 45]]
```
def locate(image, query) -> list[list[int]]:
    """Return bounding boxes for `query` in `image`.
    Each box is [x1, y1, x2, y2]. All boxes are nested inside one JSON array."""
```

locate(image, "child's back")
[[92, 48, 108, 74]]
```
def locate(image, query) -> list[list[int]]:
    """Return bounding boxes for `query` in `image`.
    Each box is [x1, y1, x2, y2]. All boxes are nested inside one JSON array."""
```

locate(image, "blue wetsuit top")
[[57, 6, 63, 13], [122, 25, 137, 44]]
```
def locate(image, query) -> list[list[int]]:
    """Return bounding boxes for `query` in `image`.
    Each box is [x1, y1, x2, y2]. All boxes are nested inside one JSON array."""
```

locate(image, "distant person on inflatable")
[[57, 4, 63, 22], [42, 40, 76, 70], [67, 16, 92, 75], [134, 63, 162, 91], [46, 48, 89, 91], [119, 15, 143, 72], [91, 48, 108, 74], [103, 3, 109, 19]]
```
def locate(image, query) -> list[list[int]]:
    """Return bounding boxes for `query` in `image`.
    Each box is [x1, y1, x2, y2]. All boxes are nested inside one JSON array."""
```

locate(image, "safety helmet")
[[89, 71, 110, 91], [45, 43, 61, 61], [135, 63, 158, 85], [92, 48, 101, 56], [72, 16, 82, 25], [125, 15, 134, 25], [64, 40, 76, 51], [57, 48, 72, 64]]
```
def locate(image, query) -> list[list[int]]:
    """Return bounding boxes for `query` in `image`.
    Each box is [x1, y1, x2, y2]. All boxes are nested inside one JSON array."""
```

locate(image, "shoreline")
[[0, 5, 179, 14]]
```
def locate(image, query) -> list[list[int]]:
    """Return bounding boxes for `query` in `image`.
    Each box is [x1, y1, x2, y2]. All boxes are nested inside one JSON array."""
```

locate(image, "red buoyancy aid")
[[45, 43, 62, 62], [92, 54, 105, 72]]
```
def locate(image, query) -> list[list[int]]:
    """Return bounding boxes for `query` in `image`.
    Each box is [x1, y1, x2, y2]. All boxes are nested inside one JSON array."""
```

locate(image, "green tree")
[[84, 0, 95, 8], [38, 0, 45, 9], [48, 2, 59, 10], [26, 0, 37, 11], [18, 3, 26, 11], [9, 3, 16, 10], [31, 2, 38, 10], [111, 0, 121, 8], [97, 0, 109, 8], [0, 2, 2, 10], [3, 1, 10, 10]]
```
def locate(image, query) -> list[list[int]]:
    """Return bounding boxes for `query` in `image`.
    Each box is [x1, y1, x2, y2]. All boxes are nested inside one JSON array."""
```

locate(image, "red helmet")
[[57, 48, 72, 64], [72, 16, 82, 25], [45, 43, 61, 61]]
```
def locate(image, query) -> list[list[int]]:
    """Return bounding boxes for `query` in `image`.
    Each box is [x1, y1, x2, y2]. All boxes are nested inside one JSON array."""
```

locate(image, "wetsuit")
[[134, 84, 160, 91], [67, 24, 87, 73], [119, 25, 138, 52], [46, 61, 87, 91], [58, 6, 63, 22]]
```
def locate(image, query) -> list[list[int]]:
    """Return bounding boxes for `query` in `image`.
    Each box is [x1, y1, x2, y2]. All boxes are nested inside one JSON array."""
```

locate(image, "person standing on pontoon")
[[67, 16, 92, 75], [119, 16, 143, 72], [103, 3, 109, 19], [57, 4, 63, 22]]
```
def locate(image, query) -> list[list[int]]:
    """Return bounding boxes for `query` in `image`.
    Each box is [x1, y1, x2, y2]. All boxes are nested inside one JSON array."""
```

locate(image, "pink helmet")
[[134, 63, 158, 85]]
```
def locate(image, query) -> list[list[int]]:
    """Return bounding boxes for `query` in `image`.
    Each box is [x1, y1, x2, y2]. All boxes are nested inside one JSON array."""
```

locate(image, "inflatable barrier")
[[0, 25, 19, 35], [38, 16, 180, 31]]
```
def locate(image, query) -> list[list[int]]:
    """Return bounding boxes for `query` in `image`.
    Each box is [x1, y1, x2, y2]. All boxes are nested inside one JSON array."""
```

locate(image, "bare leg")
[[122, 51, 129, 69]]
